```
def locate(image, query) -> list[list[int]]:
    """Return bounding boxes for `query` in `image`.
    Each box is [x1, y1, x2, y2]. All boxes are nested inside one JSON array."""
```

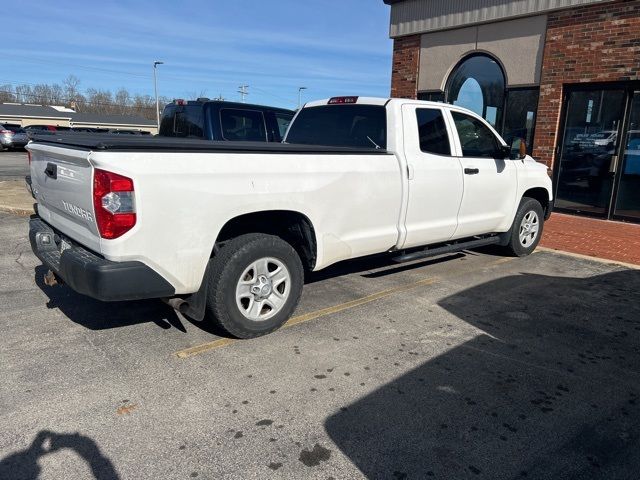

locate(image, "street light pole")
[[298, 87, 307, 110], [153, 61, 164, 132]]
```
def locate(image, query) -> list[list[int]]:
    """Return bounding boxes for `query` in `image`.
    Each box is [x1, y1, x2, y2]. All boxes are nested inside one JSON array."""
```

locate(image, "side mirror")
[[498, 144, 511, 159], [509, 138, 528, 160]]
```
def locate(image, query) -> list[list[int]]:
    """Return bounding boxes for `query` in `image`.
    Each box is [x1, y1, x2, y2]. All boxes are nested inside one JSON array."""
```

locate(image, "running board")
[[391, 236, 500, 263]]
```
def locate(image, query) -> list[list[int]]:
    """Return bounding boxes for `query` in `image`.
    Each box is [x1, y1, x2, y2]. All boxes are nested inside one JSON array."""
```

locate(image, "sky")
[[5, 0, 393, 110]]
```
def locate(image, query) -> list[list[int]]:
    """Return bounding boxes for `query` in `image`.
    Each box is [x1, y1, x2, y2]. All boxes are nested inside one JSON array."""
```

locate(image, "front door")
[[448, 110, 518, 238], [612, 91, 640, 221], [555, 88, 627, 217]]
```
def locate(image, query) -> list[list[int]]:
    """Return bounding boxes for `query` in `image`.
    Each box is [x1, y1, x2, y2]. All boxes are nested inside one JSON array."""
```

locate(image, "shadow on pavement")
[[306, 252, 465, 284], [326, 269, 640, 479], [34, 265, 186, 331], [0, 430, 119, 480]]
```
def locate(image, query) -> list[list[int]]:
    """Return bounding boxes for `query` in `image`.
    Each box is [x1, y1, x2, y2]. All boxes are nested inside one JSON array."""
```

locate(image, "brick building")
[[384, 0, 640, 224]]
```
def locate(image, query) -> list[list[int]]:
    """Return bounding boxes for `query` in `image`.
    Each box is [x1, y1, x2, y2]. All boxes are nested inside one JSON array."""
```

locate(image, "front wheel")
[[502, 197, 545, 257], [205, 233, 304, 339]]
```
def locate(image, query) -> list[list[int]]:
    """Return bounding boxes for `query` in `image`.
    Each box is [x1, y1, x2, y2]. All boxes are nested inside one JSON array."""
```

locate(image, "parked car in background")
[[23, 125, 72, 134], [0, 124, 29, 150], [160, 99, 294, 142], [71, 127, 110, 133], [107, 129, 151, 135]]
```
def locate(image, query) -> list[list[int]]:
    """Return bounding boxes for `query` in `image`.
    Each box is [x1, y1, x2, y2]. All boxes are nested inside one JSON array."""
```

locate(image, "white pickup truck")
[[27, 97, 552, 338]]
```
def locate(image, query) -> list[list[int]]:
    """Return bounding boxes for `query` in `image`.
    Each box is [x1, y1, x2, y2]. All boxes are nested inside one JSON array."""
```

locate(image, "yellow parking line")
[[174, 338, 236, 358], [488, 257, 516, 266], [174, 277, 437, 359]]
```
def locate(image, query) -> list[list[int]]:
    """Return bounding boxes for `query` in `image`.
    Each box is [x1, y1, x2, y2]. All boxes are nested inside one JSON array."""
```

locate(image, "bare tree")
[[114, 88, 131, 115], [1, 76, 163, 120], [0, 85, 16, 103]]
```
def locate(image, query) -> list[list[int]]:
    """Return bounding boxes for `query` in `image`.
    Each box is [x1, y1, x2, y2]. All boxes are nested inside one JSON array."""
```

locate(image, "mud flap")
[[180, 259, 212, 321]]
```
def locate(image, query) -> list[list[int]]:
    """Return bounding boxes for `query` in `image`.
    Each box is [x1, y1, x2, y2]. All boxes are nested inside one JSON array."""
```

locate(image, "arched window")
[[446, 54, 506, 128]]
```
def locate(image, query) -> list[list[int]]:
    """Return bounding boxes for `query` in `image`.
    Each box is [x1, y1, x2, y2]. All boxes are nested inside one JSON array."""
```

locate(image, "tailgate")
[[27, 143, 101, 253]]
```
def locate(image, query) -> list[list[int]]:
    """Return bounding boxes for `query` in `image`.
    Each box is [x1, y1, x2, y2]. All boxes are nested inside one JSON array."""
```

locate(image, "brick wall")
[[532, 0, 640, 168], [390, 35, 420, 99]]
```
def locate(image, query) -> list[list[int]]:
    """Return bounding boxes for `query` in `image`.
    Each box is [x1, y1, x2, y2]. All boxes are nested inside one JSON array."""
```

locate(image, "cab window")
[[451, 111, 500, 158], [220, 109, 267, 142], [416, 108, 450, 156], [275, 112, 294, 140]]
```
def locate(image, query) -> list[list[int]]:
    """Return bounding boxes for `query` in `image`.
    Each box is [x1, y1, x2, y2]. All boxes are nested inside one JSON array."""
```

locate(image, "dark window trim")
[[219, 108, 268, 142]]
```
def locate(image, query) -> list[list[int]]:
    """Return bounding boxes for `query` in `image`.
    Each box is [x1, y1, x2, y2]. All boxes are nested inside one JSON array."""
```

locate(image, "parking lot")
[[0, 150, 29, 181], [1, 211, 639, 479]]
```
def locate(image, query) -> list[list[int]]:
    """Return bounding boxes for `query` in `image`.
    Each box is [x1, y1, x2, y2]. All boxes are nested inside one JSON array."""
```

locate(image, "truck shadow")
[[306, 252, 465, 284], [34, 265, 186, 332], [325, 268, 640, 479], [0, 430, 119, 480]]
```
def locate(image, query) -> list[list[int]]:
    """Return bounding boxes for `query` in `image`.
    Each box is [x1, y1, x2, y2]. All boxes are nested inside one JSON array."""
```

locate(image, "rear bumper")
[[0, 138, 27, 148], [29, 216, 175, 301]]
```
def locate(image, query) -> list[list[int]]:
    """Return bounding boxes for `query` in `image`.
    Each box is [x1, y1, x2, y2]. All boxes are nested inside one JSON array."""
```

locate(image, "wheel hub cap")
[[236, 257, 291, 322], [519, 210, 540, 247], [251, 275, 273, 299]]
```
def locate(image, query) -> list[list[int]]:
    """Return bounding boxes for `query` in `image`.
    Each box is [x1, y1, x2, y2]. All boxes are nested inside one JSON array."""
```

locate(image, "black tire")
[[502, 197, 545, 257], [204, 233, 304, 339]]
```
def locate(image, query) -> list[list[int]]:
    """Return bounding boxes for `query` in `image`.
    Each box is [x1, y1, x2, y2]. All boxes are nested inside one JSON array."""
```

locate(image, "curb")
[[536, 246, 640, 270], [0, 205, 32, 217]]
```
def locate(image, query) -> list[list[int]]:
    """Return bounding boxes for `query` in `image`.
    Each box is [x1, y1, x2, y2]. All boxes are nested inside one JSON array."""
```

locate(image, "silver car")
[[0, 124, 29, 150]]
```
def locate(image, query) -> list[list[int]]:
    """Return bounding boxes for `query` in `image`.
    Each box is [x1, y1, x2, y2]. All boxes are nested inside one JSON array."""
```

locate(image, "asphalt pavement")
[[0, 150, 29, 181], [0, 211, 639, 479]]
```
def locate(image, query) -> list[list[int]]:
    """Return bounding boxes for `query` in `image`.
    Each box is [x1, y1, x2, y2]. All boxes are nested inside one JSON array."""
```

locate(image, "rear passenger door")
[[400, 104, 464, 248], [448, 110, 518, 238]]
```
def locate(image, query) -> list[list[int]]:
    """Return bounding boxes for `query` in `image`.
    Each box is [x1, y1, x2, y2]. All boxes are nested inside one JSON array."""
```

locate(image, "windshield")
[[286, 104, 387, 149]]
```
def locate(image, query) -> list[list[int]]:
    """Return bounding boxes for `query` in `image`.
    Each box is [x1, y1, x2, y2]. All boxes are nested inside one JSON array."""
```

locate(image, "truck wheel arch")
[[522, 187, 552, 220], [214, 210, 318, 271]]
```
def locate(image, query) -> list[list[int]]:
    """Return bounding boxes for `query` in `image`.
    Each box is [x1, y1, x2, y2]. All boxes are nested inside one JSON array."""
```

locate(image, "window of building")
[[416, 108, 450, 155], [503, 88, 539, 155], [220, 109, 267, 142], [452, 111, 500, 158], [446, 54, 506, 129]]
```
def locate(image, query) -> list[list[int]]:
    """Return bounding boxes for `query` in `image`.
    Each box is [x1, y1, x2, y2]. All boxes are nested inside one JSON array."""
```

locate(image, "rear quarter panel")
[[90, 150, 403, 293]]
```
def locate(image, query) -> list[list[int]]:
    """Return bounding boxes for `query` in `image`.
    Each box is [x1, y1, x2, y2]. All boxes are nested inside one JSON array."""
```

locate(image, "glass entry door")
[[555, 88, 626, 216], [613, 92, 640, 221]]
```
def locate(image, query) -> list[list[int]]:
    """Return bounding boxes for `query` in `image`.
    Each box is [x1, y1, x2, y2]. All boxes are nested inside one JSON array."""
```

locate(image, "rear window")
[[286, 104, 386, 149], [160, 105, 204, 138]]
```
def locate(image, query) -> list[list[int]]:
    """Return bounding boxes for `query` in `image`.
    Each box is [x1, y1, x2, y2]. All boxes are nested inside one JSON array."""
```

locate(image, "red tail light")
[[27, 151, 32, 165], [1, 129, 12, 134], [93, 169, 136, 239]]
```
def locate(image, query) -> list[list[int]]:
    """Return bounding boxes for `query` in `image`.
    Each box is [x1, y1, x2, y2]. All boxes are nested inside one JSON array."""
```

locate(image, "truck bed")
[[29, 132, 389, 154]]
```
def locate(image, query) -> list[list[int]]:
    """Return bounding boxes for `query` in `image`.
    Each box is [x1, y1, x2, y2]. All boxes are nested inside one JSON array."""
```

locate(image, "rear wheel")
[[205, 233, 304, 339], [502, 197, 544, 257]]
